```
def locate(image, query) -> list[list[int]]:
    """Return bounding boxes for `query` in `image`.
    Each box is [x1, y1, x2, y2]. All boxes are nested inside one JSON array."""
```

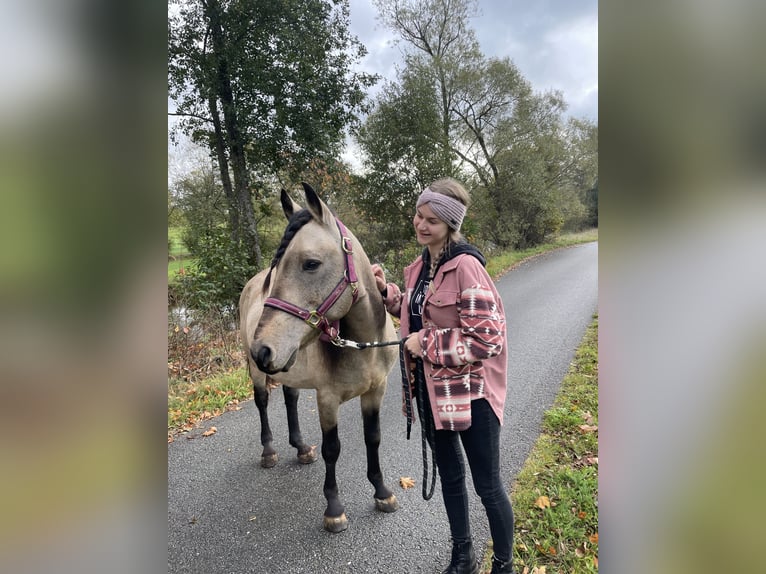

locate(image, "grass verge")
[[481, 316, 599, 573], [168, 367, 253, 442]]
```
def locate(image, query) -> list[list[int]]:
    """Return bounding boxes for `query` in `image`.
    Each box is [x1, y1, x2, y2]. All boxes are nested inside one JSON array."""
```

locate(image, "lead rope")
[[412, 356, 437, 500]]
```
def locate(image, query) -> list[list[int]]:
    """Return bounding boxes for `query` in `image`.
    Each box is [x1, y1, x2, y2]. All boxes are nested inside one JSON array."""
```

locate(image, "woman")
[[372, 178, 514, 574]]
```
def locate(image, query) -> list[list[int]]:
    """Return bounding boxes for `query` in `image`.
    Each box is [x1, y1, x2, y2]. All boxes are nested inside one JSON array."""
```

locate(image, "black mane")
[[263, 209, 313, 292], [270, 209, 313, 269]]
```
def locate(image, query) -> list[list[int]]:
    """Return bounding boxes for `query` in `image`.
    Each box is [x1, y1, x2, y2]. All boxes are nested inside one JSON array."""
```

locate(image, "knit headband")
[[416, 188, 467, 231]]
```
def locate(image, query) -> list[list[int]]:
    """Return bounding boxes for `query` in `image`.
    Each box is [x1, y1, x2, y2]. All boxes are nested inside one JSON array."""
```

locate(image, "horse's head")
[[251, 182, 359, 374]]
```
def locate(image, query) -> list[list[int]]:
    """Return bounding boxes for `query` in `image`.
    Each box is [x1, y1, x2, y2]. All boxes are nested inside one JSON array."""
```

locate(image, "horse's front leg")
[[361, 386, 399, 513], [282, 386, 317, 464], [253, 376, 277, 468], [317, 391, 347, 533]]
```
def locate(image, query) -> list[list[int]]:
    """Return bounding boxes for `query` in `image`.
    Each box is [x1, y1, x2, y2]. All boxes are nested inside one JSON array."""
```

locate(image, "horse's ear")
[[302, 182, 335, 227], [280, 189, 302, 220]]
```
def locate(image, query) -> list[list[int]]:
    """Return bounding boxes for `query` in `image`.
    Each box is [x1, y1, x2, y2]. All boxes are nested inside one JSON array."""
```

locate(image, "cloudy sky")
[[170, 0, 598, 177], [347, 0, 598, 121]]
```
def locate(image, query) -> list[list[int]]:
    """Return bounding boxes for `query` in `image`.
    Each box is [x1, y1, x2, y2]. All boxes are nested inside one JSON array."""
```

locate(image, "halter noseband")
[[262, 218, 359, 345]]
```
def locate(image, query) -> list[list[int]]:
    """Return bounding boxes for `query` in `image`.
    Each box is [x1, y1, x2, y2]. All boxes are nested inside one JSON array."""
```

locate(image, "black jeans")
[[432, 398, 515, 562]]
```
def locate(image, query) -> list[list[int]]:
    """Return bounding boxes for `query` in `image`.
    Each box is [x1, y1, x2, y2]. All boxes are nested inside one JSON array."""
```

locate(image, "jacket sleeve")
[[420, 259, 505, 367]]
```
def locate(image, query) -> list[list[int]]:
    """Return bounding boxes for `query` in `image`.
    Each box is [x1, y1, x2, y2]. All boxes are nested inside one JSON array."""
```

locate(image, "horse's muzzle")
[[252, 344, 296, 374]]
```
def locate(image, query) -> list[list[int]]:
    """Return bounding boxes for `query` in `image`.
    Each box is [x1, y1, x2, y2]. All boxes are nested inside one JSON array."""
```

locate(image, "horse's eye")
[[302, 259, 321, 272]]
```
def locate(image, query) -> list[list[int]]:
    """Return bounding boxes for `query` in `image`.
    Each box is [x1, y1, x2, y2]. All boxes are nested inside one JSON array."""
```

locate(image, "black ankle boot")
[[441, 538, 479, 574], [490, 555, 513, 573]]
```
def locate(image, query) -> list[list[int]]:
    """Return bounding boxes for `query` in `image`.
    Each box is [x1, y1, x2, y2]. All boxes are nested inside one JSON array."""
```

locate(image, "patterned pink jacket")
[[382, 253, 508, 431]]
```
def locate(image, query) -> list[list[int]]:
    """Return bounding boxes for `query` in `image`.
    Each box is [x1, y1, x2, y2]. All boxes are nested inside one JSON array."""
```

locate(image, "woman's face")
[[413, 202, 449, 249]]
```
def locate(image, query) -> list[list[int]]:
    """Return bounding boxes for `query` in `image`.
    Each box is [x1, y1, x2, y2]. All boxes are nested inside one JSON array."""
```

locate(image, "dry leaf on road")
[[399, 476, 415, 489]]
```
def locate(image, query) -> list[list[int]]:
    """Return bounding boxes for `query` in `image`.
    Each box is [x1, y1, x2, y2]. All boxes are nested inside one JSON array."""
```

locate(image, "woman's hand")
[[371, 264, 387, 293], [404, 333, 424, 358]]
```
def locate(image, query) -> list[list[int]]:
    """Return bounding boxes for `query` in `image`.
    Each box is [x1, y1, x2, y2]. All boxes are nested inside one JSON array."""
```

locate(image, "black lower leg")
[[321, 425, 344, 519], [253, 384, 276, 463], [282, 386, 313, 457], [362, 409, 393, 501]]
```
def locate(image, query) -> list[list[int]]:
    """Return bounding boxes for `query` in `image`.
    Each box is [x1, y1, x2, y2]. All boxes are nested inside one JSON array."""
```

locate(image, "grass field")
[[168, 227, 196, 279]]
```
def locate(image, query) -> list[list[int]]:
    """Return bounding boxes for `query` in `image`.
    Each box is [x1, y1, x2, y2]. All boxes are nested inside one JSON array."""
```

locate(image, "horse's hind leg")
[[253, 378, 278, 468], [361, 388, 399, 513], [282, 386, 317, 464]]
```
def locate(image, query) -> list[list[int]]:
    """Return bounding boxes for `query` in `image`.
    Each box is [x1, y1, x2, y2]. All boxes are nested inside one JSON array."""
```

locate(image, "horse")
[[239, 182, 400, 533]]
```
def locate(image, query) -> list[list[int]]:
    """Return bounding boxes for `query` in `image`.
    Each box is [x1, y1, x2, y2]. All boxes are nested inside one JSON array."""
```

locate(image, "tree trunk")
[[208, 95, 240, 246], [204, 0, 263, 268]]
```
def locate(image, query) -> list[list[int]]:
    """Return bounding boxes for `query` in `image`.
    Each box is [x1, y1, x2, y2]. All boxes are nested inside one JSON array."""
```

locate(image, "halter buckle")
[[341, 236, 353, 254], [306, 311, 323, 328]]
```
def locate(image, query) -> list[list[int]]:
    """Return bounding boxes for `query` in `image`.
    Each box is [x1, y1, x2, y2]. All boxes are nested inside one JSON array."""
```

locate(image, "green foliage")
[[364, 0, 598, 251], [169, 0, 375, 176], [173, 227, 257, 314], [505, 317, 599, 573], [169, 0, 376, 269]]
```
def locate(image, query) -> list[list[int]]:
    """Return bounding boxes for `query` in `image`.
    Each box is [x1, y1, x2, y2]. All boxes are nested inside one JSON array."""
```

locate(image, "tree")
[[369, 0, 598, 249], [353, 70, 453, 261], [169, 0, 376, 268], [169, 164, 229, 254], [375, 0, 481, 165]]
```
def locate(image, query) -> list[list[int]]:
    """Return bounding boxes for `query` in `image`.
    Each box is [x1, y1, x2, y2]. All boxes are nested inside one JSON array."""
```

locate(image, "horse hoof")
[[323, 513, 348, 533], [261, 453, 278, 468], [374, 494, 399, 513], [297, 445, 318, 464]]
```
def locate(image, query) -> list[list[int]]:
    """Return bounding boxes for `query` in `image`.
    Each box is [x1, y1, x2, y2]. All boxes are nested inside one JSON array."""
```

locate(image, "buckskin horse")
[[239, 182, 400, 532]]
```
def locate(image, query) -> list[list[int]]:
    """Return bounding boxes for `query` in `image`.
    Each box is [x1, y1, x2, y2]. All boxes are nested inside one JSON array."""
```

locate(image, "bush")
[[173, 227, 257, 316]]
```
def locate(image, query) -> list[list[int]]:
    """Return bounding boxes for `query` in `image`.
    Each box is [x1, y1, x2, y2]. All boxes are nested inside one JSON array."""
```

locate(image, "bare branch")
[[168, 112, 214, 124]]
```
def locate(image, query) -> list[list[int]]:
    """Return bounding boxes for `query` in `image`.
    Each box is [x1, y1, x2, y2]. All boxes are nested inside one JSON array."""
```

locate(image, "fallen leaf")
[[399, 476, 415, 489], [589, 532, 599, 544], [575, 541, 588, 557], [577, 511, 587, 519], [578, 424, 598, 433], [531, 566, 546, 574], [534, 495, 551, 509], [202, 426, 217, 437]]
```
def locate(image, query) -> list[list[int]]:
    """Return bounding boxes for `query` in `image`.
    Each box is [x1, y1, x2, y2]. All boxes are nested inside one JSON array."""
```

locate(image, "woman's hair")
[[428, 177, 471, 278], [427, 177, 470, 244]]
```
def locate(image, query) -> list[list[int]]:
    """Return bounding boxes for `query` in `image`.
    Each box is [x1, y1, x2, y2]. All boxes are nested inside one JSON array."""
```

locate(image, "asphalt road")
[[168, 241, 598, 574]]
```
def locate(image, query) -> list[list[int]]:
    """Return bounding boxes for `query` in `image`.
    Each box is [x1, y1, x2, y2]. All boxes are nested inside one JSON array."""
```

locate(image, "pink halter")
[[262, 218, 359, 345]]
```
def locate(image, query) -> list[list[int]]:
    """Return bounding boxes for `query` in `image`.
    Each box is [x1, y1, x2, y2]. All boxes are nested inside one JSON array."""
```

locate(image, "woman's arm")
[[420, 259, 505, 367]]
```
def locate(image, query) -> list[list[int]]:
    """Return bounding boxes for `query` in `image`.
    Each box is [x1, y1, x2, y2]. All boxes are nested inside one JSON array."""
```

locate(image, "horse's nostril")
[[253, 345, 272, 368]]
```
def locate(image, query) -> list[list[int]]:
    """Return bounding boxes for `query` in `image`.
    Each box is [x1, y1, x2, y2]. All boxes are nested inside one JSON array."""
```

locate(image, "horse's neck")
[[342, 278, 387, 341]]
